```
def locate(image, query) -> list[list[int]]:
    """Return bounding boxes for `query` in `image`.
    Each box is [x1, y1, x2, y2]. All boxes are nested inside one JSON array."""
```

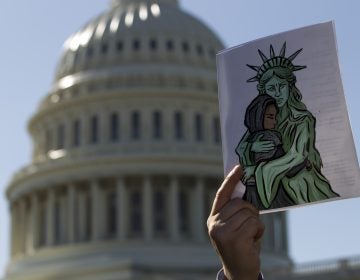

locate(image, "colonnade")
[[32, 109, 221, 160], [10, 175, 218, 258]]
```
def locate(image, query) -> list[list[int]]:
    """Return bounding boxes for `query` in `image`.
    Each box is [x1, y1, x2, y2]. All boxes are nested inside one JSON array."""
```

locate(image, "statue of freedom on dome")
[[235, 42, 340, 210]]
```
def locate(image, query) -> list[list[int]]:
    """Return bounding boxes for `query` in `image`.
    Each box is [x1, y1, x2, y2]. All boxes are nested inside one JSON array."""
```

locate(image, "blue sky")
[[1, 0, 360, 277]]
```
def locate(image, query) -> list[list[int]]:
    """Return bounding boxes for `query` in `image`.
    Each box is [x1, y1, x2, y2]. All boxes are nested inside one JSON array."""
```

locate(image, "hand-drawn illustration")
[[236, 42, 340, 209]]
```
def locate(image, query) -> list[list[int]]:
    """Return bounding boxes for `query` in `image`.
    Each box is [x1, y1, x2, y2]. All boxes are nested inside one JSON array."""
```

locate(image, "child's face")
[[263, 104, 277, 129]]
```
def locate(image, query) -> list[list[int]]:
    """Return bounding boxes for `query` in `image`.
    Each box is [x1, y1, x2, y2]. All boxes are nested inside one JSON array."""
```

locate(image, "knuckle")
[[208, 224, 218, 239], [208, 223, 226, 242]]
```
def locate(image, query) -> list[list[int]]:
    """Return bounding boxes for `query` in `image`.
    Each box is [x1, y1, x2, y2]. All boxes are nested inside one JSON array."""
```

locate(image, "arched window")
[[149, 38, 157, 51], [57, 124, 65, 149], [213, 116, 221, 144], [153, 190, 167, 235], [129, 190, 143, 236], [54, 199, 61, 244], [101, 43, 109, 54], [116, 41, 124, 52], [73, 119, 81, 147], [194, 113, 203, 141], [86, 47, 94, 58], [110, 113, 119, 141], [182, 41, 189, 53], [166, 40, 174, 51], [153, 111, 163, 139], [131, 111, 141, 139], [174, 111, 184, 140], [90, 115, 98, 144], [196, 44, 204, 56], [133, 39, 141, 51]]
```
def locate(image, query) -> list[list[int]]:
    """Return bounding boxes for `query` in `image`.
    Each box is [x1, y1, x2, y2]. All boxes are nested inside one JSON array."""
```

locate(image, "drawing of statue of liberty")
[[236, 42, 340, 210]]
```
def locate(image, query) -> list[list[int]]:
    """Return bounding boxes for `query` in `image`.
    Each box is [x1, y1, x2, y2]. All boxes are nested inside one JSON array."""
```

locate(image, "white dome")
[[55, 0, 223, 81]]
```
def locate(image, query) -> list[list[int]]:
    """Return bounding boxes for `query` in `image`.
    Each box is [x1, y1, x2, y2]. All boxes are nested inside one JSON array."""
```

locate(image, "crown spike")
[[258, 49, 268, 62], [288, 48, 303, 61], [247, 42, 306, 83], [247, 76, 259, 83], [246, 64, 260, 72], [279, 42, 286, 57], [270, 45, 275, 58], [293, 65, 307, 71]]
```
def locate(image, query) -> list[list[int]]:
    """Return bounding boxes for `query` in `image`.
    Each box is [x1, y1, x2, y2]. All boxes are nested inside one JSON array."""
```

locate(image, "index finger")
[[210, 165, 244, 215]]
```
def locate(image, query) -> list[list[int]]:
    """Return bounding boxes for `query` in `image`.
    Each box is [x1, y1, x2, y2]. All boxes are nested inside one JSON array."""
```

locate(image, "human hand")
[[251, 134, 275, 153], [207, 165, 265, 280]]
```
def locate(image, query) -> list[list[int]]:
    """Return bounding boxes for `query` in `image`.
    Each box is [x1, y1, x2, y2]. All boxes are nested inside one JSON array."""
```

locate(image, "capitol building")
[[4, 0, 360, 279]]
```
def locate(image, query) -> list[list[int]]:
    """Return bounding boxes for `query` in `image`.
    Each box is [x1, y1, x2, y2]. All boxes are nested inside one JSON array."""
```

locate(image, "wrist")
[[223, 267, 262, 280]]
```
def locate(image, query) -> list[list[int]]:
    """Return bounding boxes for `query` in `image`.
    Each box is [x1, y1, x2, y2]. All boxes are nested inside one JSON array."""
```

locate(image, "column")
[[91, 180, 101, 241], [67, 184, 76, 243], [13, 203, 19, 255], [10, 203, 15, 257], [25, 202, 32, 253], [143, 176, 153, 241], [78, 192, 86, 241], [60, 194, 68, 243], [46, 189, 55, 246], [29, 193, 39, 253], [192, 177, 205, 242], [19, 199, 26, 254], [116, 177, 126, 241], [169, 176, 180, 242]]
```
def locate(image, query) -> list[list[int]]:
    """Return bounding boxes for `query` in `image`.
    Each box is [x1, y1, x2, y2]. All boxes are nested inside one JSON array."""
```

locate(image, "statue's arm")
[[235, 130, 252, 167], [256, 119, 310, 208]]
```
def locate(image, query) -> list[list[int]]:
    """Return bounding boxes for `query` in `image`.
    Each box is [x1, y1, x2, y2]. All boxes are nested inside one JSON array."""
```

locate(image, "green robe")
[[236, 109, 339, 209]]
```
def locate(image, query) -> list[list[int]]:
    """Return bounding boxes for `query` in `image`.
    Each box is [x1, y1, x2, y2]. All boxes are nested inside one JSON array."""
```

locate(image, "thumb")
[[211, 165, 243, 215]]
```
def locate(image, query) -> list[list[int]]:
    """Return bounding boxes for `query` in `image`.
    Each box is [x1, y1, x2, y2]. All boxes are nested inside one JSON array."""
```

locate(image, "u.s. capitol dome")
[[5, 1, 290, 279]]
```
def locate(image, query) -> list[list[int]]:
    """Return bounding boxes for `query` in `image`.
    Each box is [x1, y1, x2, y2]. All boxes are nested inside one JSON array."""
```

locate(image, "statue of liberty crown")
[[247, 42, 306, 83]]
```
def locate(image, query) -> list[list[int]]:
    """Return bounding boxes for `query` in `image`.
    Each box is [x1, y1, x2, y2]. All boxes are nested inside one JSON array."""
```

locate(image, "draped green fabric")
[[236, 109, 339, 209]]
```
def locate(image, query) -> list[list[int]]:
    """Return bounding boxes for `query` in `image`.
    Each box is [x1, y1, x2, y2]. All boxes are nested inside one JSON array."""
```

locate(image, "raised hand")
[[207, 165, 265, 280]]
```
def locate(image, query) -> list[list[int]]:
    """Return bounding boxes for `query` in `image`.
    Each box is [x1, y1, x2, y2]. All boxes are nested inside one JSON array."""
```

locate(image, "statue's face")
[[263, 104, 277, 130], [264, 75, 289, 107]]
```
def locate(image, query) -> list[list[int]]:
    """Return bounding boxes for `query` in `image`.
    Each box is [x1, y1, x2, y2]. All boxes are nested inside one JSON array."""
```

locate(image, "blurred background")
[[1, 0, 359, 279]]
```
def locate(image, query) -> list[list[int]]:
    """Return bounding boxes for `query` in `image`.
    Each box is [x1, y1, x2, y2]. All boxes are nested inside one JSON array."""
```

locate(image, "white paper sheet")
[[217, 21, 360, 212]]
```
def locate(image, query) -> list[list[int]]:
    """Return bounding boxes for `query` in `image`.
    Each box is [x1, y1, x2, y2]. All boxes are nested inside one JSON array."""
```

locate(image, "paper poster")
[[217, 21, 360, 212]]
